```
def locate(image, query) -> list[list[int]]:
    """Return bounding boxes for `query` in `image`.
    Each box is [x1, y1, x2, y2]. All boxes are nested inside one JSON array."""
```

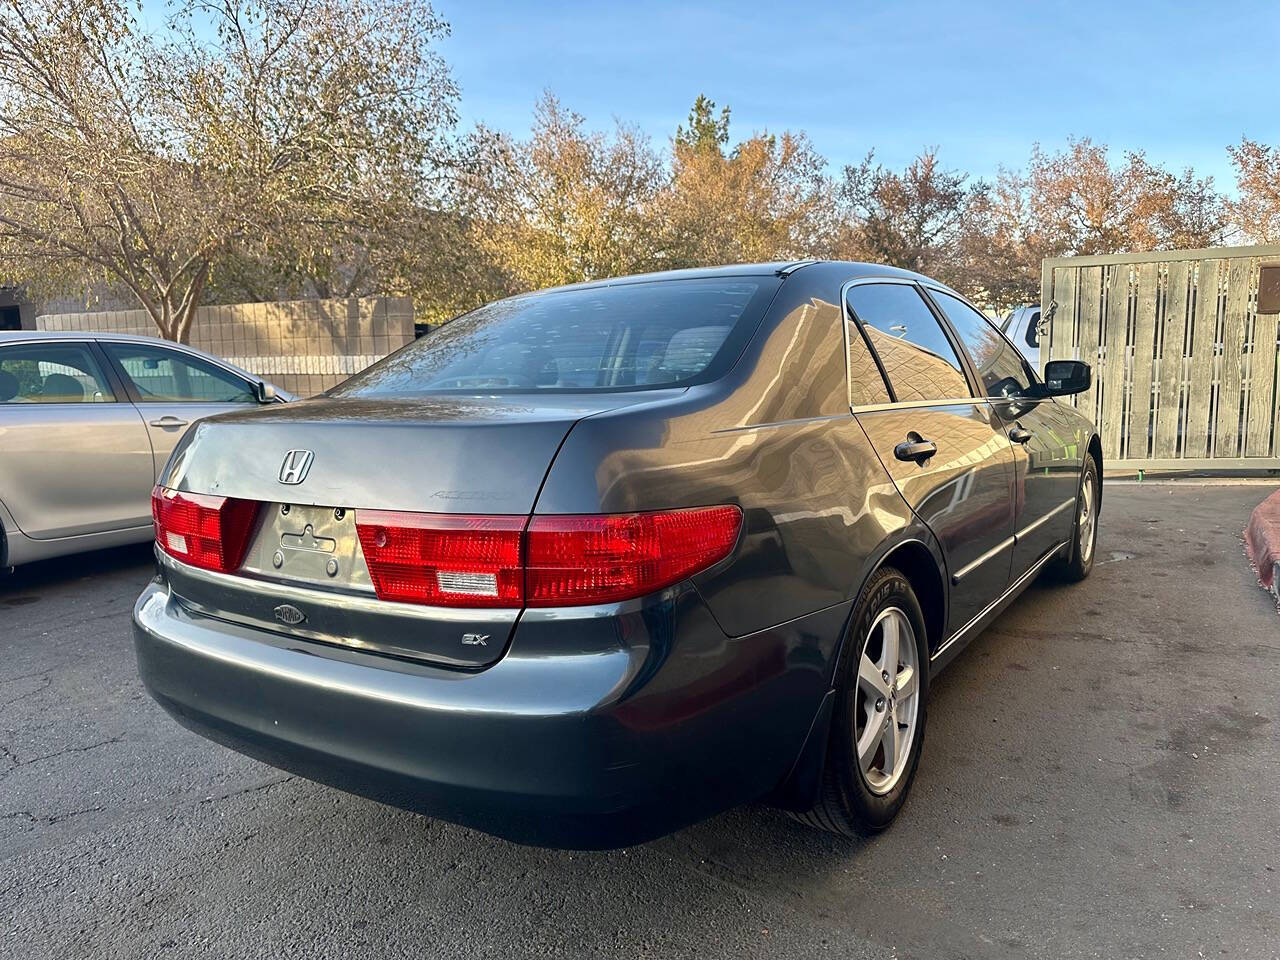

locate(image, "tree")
[[674, 94, 730, 154], [1019, 139, 1227, 257], [1229, 138, 1280, 242], [662, 95, 835, 267], [0, 0, 457, 341], [958, 140, 1231, 310], [836, 147, 984, 289], [956, 169, 1043, 310], [458, 93, 667, 293]]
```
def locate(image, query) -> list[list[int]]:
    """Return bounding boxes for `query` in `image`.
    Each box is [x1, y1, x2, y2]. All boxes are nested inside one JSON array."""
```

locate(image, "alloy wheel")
[[1079, 474, 1096, 564], [854, 607, 920, 795]]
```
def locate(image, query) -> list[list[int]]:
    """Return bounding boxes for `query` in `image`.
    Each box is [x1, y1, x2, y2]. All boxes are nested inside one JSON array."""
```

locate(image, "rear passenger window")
[[845, 322, 891, 407], [845, 283, 971, 403], [930, 290, 1034, 399], [0, 342, 115, 403]]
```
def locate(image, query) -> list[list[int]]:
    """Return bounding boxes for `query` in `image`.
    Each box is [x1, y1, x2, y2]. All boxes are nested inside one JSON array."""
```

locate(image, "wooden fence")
[[1040, 245, 1280, 472]]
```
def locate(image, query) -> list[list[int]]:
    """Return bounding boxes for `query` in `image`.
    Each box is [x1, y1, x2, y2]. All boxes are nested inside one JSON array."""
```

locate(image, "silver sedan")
[[0, 331, 290, 569]]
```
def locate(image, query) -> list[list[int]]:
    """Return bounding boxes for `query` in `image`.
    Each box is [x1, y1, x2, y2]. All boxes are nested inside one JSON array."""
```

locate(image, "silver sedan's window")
[[0, 342, 115, 403], [332, 278, 778, 395], [103, 343, 256, 403]]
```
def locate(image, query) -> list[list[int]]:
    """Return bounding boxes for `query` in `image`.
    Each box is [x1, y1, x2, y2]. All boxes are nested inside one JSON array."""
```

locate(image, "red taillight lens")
[[151, 486, 258, 573], [353, 505, 742, 608], [355, 511, 525, 607], [526, 505, 742, 607]]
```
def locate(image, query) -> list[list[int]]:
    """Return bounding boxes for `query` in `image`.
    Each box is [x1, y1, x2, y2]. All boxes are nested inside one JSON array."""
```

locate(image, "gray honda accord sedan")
[[133, 261, 1100, 848]]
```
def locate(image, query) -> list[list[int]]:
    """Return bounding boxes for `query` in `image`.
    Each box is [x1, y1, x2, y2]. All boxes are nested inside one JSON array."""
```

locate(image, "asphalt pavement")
[[2, 483, 1278, 959]]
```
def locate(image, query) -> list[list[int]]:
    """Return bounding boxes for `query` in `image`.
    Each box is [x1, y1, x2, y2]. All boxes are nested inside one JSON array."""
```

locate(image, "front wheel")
[[1053, 455, 1099, 582], [795, 567, 929, 836]]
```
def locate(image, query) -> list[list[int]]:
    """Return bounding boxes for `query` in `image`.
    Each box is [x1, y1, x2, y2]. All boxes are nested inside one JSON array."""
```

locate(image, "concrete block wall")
[[36, 297, 415, 396]]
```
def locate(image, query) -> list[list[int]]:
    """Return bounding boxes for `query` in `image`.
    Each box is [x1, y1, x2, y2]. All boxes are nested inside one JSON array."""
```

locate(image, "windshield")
[[331, 277, 779, 396]]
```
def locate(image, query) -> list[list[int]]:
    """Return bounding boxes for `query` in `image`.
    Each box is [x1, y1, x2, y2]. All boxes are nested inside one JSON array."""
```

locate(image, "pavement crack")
[[0, 734, 125, 778], [0, 667, 58, 685], [196, 775, 295, 805], [0, 675, 52, 710], [1, 804, 108, 826]]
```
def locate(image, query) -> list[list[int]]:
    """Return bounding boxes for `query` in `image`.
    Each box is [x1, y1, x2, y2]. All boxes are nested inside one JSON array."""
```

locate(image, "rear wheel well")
[[877, 541, 944, 656], [771, 538, 946, 814]]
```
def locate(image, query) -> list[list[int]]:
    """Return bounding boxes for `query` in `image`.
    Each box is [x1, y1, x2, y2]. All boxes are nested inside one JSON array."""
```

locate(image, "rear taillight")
[[354, 505, 742, 608], [355, 511, 524, 607], [525, 506, 742, 606], [151, 486, 258, 574]]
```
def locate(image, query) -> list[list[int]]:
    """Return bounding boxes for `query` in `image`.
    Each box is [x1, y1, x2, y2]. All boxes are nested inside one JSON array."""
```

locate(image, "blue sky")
[[436, 0, 1280, 190]]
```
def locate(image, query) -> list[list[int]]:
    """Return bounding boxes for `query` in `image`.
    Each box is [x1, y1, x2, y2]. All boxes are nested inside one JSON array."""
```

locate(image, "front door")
[[99, 340, 261, 478], [995, 398, 1083, 575], [924, 288, 1084, 578], [845, 281, 1017, 637], [0, 340, 154, 538]]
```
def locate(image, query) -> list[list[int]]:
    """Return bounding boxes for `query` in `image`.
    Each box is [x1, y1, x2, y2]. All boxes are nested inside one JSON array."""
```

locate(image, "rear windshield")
[[331, 277, 779, 396]]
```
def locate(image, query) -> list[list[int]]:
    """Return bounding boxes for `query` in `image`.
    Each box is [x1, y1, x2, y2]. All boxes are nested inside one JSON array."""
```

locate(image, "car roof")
[[504, 260, 941, 299], [0, 330, 195, 346]]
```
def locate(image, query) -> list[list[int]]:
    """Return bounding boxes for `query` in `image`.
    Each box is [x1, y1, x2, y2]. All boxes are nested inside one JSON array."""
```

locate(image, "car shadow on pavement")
[[1, 542, 155, 600]]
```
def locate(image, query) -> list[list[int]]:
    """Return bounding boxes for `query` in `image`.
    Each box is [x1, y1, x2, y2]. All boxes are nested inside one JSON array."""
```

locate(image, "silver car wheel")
[[854, 606, 920, 795], [1078, 473, 1096, 565]]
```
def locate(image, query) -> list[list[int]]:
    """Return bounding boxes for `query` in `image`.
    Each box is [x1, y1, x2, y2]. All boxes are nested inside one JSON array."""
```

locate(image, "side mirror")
[[1041, 360, 1091, 397], [255, 380, 277, 403]]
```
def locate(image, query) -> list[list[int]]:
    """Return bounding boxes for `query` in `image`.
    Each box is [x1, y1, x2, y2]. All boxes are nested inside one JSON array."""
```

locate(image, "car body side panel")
[[855, 402, 1017, 637], [0, 402, 156, 539], [992, 396, 1087, 576], [533, 263, 919, 641], [3, 522, 153, 567]]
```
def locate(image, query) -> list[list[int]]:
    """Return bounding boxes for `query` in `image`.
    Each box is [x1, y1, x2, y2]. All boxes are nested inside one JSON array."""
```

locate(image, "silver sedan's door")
[[98, 340, 262, 478], [0, 340, 154, 539]]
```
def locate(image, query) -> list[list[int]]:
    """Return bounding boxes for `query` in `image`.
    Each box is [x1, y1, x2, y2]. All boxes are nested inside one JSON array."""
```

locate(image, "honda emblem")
[[278, 449, 314, 485]]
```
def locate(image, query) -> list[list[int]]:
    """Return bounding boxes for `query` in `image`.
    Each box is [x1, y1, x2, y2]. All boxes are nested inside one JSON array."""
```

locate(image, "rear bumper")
[[133, 582, 850, 848]]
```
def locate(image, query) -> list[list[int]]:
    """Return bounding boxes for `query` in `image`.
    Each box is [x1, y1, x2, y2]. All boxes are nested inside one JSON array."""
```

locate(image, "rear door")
[[99, 340, 262, 478], [0, 339, 154, 538], [926, 288, 1082, 579], [846, 280, 1017, 637]]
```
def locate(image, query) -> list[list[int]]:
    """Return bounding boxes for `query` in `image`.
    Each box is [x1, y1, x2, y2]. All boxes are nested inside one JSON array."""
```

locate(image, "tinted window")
[[930, 290, 1034, 397], [332, 278, 779, 396], [845, 283, 971, 403], [104, 343, 256, 403], [846, 321, 891, 407], [0, 342, 115, 403]]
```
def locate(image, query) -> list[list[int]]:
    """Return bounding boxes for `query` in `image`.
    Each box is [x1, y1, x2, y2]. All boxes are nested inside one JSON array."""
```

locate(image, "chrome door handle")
[[149, 416, 189, 428], [1008, 426, 1033, 444], [894, 433, 937, 464]]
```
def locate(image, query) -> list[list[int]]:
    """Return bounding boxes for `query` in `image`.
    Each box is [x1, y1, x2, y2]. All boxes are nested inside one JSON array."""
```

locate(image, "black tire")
[[794, 566, 929, 837], [1052, 455, 1099, 583]]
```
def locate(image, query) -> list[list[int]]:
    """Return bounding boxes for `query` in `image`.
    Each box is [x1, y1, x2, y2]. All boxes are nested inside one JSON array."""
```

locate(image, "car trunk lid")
[[157, 392, 677, 667]]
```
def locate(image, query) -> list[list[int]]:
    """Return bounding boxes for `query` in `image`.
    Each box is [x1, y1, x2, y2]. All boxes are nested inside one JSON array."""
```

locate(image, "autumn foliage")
[[0, 0, 1271, 338]]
